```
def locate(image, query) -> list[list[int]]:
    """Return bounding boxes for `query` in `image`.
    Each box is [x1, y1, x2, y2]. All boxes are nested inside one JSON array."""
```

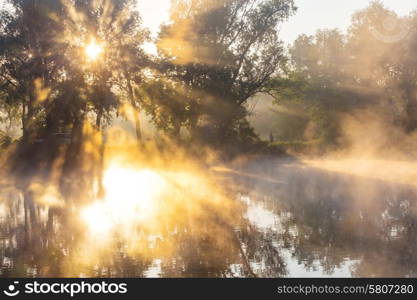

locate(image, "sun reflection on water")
[[81, 165, 167, 236]]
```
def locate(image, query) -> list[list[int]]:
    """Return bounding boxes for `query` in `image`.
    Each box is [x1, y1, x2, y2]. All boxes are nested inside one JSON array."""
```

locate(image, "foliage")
[[269, 1, 417, 149], [147, 0, 296, 147], [0, 0, 149, 143]]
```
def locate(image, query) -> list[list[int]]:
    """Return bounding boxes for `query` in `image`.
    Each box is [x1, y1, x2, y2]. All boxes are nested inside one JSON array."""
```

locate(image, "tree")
[[0, 0, 66, 142], [145, 0, 296, 148], [268, 1, 417, 150], [0, 0, 150, 228], [0, 0, 149, 144], [270, 30, 363, 146]]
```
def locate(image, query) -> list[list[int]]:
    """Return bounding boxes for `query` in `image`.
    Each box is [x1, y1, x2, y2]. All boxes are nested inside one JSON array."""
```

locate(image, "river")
[[0, 157, 416, 277]]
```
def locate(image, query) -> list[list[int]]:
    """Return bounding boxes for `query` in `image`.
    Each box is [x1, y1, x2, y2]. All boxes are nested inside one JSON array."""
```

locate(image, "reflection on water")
[[238, 158, 417, 277], [1, 157, 417, 278]]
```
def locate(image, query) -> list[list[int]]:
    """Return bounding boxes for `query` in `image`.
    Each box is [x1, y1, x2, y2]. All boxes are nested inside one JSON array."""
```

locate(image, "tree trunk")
[[96, 108, 103, 129], [22, 94, 36, 143], [125, 72, 142, 143], [132, 107, 142, 142], [96, 109, 105, 199]]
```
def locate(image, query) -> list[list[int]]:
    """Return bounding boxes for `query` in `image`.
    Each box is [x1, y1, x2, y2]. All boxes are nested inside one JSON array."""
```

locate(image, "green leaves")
[[154, 0, 296, 145]]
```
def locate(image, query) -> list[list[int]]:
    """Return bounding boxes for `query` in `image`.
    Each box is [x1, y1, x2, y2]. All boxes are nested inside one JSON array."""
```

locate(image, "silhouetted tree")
[[145, 0, 296, 149]]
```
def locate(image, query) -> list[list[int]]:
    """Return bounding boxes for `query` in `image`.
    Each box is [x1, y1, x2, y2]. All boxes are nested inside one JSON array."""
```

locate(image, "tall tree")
[[0, 0, 150, 212], [144, 0, 296, 147]]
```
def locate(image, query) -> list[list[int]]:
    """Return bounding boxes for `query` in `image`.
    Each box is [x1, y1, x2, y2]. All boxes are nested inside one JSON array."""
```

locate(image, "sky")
[[137, 0, 172, 37], [0, 0, 415, 42], [1, 0, 414, 42], [279, 0, 417, 44], [138, 0, 417, 43]]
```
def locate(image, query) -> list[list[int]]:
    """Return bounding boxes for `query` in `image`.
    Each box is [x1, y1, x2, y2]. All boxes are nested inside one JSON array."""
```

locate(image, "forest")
[[0, 0, 417, 278]]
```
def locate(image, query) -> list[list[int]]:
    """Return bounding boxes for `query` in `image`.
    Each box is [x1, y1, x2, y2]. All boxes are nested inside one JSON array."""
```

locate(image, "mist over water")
[[233, 156, 417, 277], [1, 148, 417, 277]]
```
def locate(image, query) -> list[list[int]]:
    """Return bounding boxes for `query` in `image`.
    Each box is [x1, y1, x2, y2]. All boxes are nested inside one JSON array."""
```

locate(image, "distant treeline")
[[268, 1, 417, 154]]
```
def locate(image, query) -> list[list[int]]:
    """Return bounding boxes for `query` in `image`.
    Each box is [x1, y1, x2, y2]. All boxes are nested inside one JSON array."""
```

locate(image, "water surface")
[[1, 158, 416, 277]]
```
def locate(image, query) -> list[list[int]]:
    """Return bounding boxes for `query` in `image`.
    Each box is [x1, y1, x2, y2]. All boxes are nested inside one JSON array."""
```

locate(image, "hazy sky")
[[138, 0, 417, 43], [0, 0, 415, 43], [280, 0, 417, 44], [138, 0, 172, 37]]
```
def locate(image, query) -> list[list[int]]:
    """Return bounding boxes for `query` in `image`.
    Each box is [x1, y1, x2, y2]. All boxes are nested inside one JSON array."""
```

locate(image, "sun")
[[85, 40, 104, 61]]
